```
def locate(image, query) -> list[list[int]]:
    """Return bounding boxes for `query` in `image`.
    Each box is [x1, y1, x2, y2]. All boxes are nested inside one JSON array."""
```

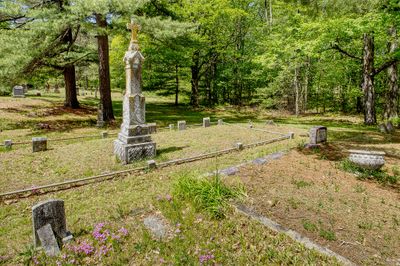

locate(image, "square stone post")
[[203, 117, 211, 127]]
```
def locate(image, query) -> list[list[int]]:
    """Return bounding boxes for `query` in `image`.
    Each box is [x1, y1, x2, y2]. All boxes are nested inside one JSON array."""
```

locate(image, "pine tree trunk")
[[384, 26, 399, 120], [362, 33, 376, 125], [96, 13, 114, 122], [64, 65, 79, 108], [175, 65, 179, 106], [294, 67, 300, 116], [190, 52, 200, 108]]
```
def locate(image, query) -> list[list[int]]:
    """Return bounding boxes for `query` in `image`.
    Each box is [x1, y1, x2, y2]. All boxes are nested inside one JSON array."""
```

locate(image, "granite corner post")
[[114, 21, 156, 164]]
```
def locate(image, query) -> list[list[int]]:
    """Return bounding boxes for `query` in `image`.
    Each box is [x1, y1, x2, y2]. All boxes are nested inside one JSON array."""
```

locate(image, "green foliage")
[[173, 173, 245, 219], [341, 159, 399, 185]]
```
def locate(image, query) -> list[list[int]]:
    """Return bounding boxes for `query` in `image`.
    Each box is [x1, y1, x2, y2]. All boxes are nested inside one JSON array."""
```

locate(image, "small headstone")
[[148, 123, 157, 134], [249, 123, 253, 129], [236, 142, 244, 150], [101, 131, 108, 139], [218, 119, 223, 126], [178, 121, 186, 131], [203, 117, 211, 128], [143, 215, 168, 240], [289, 132, 295, 139], [36, 224, 60, 257], [32, 199, 71, 248], [309, 126, 327, 145], [36, 92, 41, 97], [12, 86, 25, 98], [386, 121, 395, 133], [4, 140, 12, 149], [32, 137, 47, 153], [147, 160, 157, 169], [96, 104, 105, 127], [169, 124, 174, 130]]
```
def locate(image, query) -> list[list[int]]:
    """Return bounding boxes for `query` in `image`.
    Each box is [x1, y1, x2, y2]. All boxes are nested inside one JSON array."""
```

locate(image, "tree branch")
[[330, 43, 362, 61], [373, 58, 399, 77]]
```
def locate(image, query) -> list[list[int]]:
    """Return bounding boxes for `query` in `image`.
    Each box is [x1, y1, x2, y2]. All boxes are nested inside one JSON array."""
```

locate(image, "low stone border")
[[233, 203, 355, 266]]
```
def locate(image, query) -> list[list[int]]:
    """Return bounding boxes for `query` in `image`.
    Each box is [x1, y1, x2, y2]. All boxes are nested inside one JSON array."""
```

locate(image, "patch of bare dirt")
[[237, 150, 400, 266]]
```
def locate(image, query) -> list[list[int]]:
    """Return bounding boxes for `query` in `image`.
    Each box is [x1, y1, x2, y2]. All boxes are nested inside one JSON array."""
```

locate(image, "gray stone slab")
[[4, 140, 12, 149], [32, 199, 69, 247], [266, 151, 285, 160], [177, 121, 186, 131], [309, 126, 327, 144], [219, 166, 239, 176], [252, 158, 268, 165], [12, 85, 25, 98], [218, 119, 223, 126], [32, 137, 47, 153], [37, 224, 60, 257], [203, 117, 211, 127], [143, 215, 168, 239]]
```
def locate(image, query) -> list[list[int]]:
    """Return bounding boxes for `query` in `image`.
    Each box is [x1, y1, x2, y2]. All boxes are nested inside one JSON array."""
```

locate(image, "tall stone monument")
[[114, 20, 156, 164]]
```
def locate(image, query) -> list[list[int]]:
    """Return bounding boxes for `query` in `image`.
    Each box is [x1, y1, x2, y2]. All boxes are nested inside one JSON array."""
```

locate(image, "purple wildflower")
[[199, 252, 215, 264], [32, 256, 39, 265], [118, 227, 128, 236], [76, 241, 94, 255], [165, 194, 173, 201]]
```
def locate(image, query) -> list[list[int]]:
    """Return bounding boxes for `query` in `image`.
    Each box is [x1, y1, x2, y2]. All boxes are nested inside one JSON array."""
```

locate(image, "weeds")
[[173, 173, 245, 219], [319, 229, 336, 241], [340, 159, 399, 185]]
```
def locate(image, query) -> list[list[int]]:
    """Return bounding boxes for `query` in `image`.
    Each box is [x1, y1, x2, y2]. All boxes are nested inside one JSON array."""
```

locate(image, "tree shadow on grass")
[[157, 145, 188, 156]]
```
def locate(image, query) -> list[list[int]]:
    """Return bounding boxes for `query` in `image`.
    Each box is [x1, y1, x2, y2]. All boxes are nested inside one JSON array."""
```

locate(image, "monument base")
[[114, 139, 156, 164]]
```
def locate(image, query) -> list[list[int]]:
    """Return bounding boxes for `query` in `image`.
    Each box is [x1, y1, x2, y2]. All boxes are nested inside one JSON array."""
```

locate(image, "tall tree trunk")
[[294, 67, 300, 116], [190, 51, 200, 108], [384, 26, 399, 120], [362, 33, 376, 125], [62, 28, 79, 108], [175, 65, 179, 106], [96, 13, 114, 122], [64, 65, 79, 108]]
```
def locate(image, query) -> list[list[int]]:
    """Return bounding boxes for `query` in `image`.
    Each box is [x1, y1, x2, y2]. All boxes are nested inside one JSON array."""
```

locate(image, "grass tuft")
[[173, 173, 245, 219], [340, 159, 399, 185]]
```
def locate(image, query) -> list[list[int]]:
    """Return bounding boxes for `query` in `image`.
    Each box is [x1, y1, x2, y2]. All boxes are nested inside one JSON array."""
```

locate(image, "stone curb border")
[[233, 203, 356, 266]]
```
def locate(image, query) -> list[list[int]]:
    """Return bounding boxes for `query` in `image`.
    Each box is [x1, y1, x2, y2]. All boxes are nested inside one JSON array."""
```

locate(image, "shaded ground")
[[235, 149, 400, 266]]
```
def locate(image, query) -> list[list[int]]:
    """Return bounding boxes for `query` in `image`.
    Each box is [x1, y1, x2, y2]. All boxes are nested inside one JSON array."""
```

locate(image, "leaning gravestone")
[[178, 121, 186, 131], [309, 126, 327, 145], [203, 117, 211, 128], [32, 200, 72, 250], [37, 224, 61, 257], [12, 86, 25, 98], [32, 137, 47, 152]]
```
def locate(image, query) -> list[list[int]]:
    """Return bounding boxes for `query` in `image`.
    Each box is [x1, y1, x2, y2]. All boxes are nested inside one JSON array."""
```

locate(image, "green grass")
[[340, 159, 399, 185], [173, 173, 245, 219]]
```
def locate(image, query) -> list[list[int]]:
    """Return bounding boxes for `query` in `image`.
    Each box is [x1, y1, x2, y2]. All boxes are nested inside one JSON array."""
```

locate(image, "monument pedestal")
[[114, 139, 156, 164]]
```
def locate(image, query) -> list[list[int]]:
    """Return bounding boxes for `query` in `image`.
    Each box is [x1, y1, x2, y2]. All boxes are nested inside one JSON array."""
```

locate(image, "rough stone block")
[[32, 137, 47, 153], [101, 131, 108, 139], [203, 117, 211, 127], [114, 140, 156, 164], [309, 126, 327, 144], [4, 140, 12, 149], [178, 121, 186, 131], [147, 159, 157, 169], [236, 142, 244, 150], [37, 224, 60, 257], [32, 199, 70, 247]]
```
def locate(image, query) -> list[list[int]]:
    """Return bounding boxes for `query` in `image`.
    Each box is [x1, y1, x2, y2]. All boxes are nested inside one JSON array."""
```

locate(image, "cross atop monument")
[[127, 19, 141, 43]]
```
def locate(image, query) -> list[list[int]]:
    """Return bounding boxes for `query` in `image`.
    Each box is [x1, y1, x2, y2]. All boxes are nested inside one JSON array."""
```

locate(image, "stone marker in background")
[[309, 126, 327, 145], [4, 140, 12, 149], [289, 132, 295, 139], [148, 123, 157, 134], [218, 119, 223, 126], [96, 103, 105, 128], [32, 199, 71, 248], [114, 20, 156, 164], [32, 137, 47, 152], [203, 117, 211, 128], [101, 131, 108, 138], [236, 142, 244, 150], [36, 224, 60, 257], [147, 159, 157, 169], [178, 121, 186, 131], [169, 124, 174, 130], [12, 86, 25, 98]]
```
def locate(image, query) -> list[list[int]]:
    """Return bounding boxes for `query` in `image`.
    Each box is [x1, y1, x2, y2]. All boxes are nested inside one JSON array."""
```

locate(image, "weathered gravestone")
[[4, 140, 12, 149], [101, 131, 108, 139], [178, 121, 186, 131], [96, 103, 105, 128], [169, 124, 174, 130], [203, 117, 211, 128], [12, 86, 25, 98], [32, 137, 47, 153], [309, 126, 327, 145], [113, 20, 156, 164], [148, 123, 157, 134], [32, 199, 72, 254], [218, 119, 223, 126]]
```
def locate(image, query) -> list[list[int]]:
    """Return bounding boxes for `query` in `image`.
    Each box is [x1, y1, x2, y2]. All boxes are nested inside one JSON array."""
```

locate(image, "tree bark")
[[175, 65, 179, 106], [362, 33, 376, 125], [294, 67, 300, 116], [384, 26, 399, 120], [96, 13, 114, 122], [64, 65, 79, 108], [190, 51, 200, 108]]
